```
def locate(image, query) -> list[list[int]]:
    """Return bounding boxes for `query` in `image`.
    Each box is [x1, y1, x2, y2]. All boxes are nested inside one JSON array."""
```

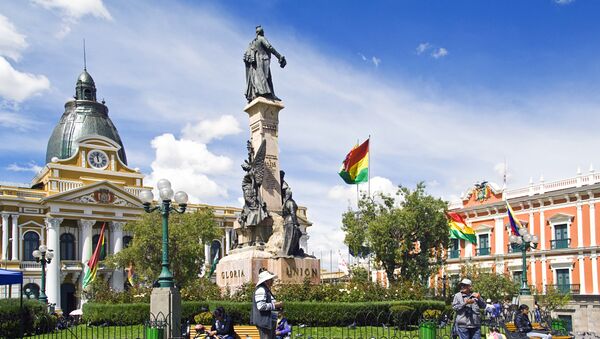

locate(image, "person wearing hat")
[[251, 269, 283, 339], [452, 278, 486, 339]]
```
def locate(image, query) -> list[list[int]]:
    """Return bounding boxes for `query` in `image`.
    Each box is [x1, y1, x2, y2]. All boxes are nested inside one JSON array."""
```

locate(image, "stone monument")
[[216, 26, 319, 291]]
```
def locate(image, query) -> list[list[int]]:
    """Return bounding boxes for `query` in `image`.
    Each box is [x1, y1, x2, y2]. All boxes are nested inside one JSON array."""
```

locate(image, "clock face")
[[87, 150, 109, 169]]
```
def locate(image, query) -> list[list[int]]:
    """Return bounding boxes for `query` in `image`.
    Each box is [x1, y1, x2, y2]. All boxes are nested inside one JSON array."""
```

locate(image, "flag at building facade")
[[338, 139, 369, 184], [126, 263, 135, 287], [505, 202, 522, 235], [447, 211, 477, 244], [338, 250, 349, 275], [82, 223, 107, 289], [207, 251, 219, 277]]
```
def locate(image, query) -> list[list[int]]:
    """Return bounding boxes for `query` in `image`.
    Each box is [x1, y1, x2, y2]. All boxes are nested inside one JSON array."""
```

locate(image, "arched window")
[[83, 89, 92, 100], [92, 234, 107, 260], [23, 283, 40, 300], [123, 236, 133, 248], [23, 232, 40, 261], [60, 233, 76, 260]]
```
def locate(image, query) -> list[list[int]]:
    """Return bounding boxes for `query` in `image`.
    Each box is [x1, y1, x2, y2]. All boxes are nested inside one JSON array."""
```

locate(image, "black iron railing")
[[550, 238, 571, 249], [448, 249, 460, 259], [476, 247, 491, 256]]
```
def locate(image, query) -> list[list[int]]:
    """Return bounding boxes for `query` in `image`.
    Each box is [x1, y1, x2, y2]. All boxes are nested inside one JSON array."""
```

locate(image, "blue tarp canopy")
[[0, 268, 23, 285]]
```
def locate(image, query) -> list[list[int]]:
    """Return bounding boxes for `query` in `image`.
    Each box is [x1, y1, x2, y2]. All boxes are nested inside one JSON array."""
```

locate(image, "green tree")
[[107, 207, 221, 289], [534, 285, 571, 319], [457, 264, 519, 301], [342, 182, 449, 284]]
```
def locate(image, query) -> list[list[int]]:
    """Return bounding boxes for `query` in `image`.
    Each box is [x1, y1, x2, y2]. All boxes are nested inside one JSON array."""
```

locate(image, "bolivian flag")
[[339, 139, 369, 184], [82, 223, 106, 289], [447, 212, 477, 244], [505, 202, 522, 235]]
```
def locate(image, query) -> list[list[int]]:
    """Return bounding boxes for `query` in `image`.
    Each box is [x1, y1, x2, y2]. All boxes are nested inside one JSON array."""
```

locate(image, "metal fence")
[[23, 308, 577, 339]]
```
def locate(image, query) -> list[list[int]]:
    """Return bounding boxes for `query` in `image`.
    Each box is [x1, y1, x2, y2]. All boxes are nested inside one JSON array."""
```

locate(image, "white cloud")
[[0, 14, 27, 61], [145, 121, 236, 203], [416, 42, 431, 55], [6, 161, 42, 173], [328, 176, 397, 206], [31, 0, 112, 20], [358, 53, 367, 61], [371, 56, 381, 67], [0, 57, 50, 102], [181, 115, 241, 144], [431, 47, 448, 59], [0, 111, 39, 130], [555, 0, 575, 4]]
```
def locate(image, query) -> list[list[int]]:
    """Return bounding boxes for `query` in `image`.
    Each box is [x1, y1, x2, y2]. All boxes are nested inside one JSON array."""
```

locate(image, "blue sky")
[[1, 0, 599, 267]]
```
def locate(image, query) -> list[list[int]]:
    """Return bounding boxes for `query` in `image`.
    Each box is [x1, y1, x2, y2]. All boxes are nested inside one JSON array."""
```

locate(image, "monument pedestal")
[[216, 247, 320, 291], [518, 294, 535, 311], [244, 97, 285, 212], [150, 287, 181, 339]]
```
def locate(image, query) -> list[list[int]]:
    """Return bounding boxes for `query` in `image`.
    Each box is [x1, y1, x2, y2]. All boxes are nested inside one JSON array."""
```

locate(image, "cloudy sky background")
[[2, 0, 600, 269]]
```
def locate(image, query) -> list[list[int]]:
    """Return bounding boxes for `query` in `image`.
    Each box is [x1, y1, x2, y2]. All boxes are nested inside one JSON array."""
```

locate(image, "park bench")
[[502, 322, 573, 339], [188, 325, 260, 339]]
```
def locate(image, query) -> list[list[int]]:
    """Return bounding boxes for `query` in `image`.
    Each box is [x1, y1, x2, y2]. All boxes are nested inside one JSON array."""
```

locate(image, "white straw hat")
[[256, 270, 277, 286], [460, 278, 472, 286]]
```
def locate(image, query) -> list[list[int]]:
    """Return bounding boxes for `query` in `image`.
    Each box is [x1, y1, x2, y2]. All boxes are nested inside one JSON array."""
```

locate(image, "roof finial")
[[83, 39, 87, 71]]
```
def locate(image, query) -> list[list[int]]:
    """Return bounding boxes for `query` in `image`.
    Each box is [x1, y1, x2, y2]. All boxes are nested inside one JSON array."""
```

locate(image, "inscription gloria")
[[286, 267, 319, 278], [221, 269, 246, 279]]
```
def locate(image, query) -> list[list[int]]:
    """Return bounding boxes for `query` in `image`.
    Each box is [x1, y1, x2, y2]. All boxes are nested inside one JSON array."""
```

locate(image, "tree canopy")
[[107, 207, 222, 289], [342, 182, 449, 284]]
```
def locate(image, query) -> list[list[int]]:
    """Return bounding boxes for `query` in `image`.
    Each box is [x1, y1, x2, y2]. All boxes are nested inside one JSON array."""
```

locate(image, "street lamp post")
[[32, 245, 54, 303], [139, 179, 188, 288], [442, 274, 448, 299], [509, 227, 539, 295]]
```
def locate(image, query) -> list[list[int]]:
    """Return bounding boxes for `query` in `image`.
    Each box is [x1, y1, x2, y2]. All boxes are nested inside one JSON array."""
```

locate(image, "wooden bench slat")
[[188, 325, 260, 339]]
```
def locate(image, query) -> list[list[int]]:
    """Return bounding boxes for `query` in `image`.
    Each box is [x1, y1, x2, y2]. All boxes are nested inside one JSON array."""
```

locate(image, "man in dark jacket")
[[514, 304, 552, 339], [452, 278, 486, 339]]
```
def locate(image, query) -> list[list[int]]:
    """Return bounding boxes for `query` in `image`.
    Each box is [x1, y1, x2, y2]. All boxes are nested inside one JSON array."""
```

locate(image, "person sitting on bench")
[[514, 304, 551, 339]]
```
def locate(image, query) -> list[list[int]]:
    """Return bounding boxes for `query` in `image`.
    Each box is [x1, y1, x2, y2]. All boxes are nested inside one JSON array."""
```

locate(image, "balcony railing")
[[507, 244, 519, 253], [547, 284, 580, 294], [448, 249, 460, 259], [550, 238, 571, 250], [476, 247, 491, 256]]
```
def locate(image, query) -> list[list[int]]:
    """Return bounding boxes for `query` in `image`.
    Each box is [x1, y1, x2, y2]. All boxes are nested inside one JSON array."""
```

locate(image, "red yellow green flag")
[[338, 139, 369, 184], [447, 211, 477, 244], [82, 223, 106, 289]]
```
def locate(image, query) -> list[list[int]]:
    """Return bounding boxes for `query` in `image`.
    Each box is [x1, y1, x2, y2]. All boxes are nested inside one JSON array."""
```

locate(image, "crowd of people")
[[196, 271, 557, 339]]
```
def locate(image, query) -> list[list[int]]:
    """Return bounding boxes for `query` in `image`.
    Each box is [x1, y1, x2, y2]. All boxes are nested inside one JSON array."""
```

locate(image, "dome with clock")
[[45, 68, 128, 165]]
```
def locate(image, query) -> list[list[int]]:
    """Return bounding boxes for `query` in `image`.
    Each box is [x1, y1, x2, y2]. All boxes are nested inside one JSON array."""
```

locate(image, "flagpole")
[[368, 135, 371, 198]]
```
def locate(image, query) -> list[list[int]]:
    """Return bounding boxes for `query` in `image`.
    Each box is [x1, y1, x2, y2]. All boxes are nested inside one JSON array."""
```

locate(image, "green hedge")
[[0, 299, 53, 338], [83, 301, 209, 325], [82, 300, 445, 327]]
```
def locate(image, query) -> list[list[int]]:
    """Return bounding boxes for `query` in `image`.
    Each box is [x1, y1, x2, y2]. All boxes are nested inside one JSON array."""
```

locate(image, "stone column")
[[592, 252, 599, 294], [45, 217, 63, 311], [225, 229, 231, 255], [110, 222, 125, 291], [578, 254, 586, 294], [1, 213, 9, 260], [11, 214, 19, 260], [530, 254, 536, 288], [541, 255, 547, 293], [494, 217, 504, 255], [244, 97, 285, 212], [78, 220, 96, 265], [204, 243, 211, 263], [577, 202, 583, 247], [590, 201, 596, 247], [539, 207, 546, 250]]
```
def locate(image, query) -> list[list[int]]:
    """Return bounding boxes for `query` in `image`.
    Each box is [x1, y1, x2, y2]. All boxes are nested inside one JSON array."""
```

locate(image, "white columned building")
[[1, 213, 9, 260], [45, 217, 63, 310], [110, 221, 126, 291], [11, 214, 19, 260]]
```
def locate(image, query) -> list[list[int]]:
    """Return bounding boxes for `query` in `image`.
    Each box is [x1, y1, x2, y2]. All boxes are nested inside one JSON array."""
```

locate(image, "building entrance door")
[[60, 283, 77, 315]]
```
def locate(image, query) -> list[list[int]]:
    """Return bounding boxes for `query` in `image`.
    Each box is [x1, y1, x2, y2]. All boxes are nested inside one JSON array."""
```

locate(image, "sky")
[[1, 0, 600, 270]]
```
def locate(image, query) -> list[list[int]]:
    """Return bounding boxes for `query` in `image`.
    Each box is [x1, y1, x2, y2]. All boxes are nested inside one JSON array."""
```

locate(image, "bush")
[[83, 301, 209, 325], [422, 309, 441, 320], [181, 278, 222, 301], [0, 299, 50, 338], [194, 311, 213, 325]]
